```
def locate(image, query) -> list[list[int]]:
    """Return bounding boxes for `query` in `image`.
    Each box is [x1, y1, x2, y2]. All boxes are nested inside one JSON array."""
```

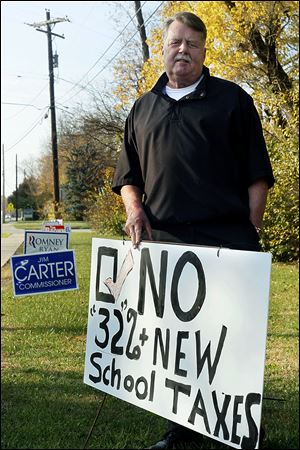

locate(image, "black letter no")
[[171, 251, 206, 322]]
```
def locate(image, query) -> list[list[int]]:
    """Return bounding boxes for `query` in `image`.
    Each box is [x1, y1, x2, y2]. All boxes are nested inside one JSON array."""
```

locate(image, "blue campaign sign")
[[11, 250, 78, 297]]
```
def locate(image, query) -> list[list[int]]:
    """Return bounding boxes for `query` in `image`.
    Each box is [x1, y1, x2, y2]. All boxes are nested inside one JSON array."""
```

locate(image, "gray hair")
[[164, 11, 207, 42]]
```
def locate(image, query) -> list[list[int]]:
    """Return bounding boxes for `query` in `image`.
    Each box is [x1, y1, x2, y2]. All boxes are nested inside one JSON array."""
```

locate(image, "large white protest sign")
[[84, 239, 272, 449]]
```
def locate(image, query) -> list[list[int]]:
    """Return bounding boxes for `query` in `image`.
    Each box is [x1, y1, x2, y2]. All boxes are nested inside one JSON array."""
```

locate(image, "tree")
[[141, 1, 298, 120], [57, 97, 126, 220], [21, 149, 63, 219], [112, 1, 151, 108], [62, 142, 104, 220], [7, 175, 48, 218], [74, 91, 126, 166]]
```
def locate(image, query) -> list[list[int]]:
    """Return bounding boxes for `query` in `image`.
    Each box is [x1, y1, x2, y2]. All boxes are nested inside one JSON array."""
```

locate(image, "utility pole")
[[25, 11, 70, 218], [15, 154, 18, 222], [134, 0, 150, 63], [2, 144, 5, 224], [46, 9, 60, 218]]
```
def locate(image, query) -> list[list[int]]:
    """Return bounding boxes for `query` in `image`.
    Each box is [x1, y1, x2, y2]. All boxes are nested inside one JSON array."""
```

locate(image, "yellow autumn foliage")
[[141, 2, 298, 113], [86, 167, 126, 236], [112, 1, 299, 260]]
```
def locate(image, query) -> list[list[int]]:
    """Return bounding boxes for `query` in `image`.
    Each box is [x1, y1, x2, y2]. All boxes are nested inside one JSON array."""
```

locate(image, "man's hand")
[[124, 206, 152, 248], [121, 185, 152, 248]]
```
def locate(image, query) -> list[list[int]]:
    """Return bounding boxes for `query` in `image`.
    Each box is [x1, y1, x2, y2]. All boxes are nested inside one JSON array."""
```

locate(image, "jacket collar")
[[151, 65, 209, 99]]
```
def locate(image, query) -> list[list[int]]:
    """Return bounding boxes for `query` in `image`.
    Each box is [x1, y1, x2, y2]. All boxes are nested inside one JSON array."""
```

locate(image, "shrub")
[[261, 139, 299, 262], [86, 168, 126, 236]]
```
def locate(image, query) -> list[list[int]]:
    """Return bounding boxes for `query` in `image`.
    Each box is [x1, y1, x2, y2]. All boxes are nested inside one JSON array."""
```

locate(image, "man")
[[112, 11, 274, 449]]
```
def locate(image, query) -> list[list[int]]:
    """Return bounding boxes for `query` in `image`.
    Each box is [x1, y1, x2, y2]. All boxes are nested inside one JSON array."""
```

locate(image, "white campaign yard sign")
[[84, 239, 272, 449], [24, 231, 69, 254]]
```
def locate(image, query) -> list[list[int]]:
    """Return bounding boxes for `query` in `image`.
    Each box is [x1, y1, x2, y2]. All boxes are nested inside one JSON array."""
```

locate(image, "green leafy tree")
[[62, 143, 103, 220], [7, 175, 49, 218]]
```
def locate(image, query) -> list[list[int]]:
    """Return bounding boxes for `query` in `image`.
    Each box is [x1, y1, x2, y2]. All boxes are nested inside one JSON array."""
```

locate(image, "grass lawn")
[[1, 233, 298, 449]]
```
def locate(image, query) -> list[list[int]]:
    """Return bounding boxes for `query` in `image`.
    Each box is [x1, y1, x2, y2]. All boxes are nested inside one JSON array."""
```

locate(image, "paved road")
[[1, 222, 25, 267]]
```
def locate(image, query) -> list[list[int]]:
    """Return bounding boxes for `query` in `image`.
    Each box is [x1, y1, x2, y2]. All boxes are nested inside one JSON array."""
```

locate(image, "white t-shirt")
[[164, 75, 204, 100]]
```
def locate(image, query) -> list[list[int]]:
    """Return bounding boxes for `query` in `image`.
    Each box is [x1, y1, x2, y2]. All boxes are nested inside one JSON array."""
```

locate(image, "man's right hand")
[[124, 206, 153, 248], [120, 185, 153, 248]]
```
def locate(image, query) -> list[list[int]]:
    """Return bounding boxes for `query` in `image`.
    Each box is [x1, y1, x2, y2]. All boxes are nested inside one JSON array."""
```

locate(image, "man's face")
[[163, 20, 206, 88]]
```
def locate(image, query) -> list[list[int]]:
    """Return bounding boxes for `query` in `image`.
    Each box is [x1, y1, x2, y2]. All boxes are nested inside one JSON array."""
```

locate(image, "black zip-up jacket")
[[112, 66, 274, 248]]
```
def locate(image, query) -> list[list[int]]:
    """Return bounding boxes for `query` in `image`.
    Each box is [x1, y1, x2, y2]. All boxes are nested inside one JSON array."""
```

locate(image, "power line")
[[4, 109, 49, 153], [56, 76, 99, 98], [57, 1, 148, 101], [79, 1, 165, 94], [2, 82, 49, 120], [2, 2, 165, 156], [2, 102, 47, 110], [57, 0, 152, 103]]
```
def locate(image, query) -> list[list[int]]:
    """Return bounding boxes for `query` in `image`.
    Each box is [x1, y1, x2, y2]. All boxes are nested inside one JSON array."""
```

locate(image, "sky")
[[1, 0, 164, 199]]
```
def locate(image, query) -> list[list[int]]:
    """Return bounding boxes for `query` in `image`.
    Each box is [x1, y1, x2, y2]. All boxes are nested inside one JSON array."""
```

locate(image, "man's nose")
[[178, 39, 189, 52]]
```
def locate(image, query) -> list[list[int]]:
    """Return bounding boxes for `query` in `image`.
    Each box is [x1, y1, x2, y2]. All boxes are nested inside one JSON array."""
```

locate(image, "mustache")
[[174, 54, 192, 63]]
